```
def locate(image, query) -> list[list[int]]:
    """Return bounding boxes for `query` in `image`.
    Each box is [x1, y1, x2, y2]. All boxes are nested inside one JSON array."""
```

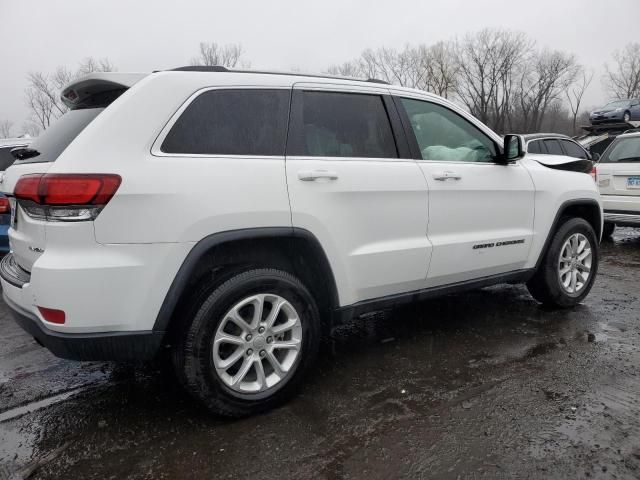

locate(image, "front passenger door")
[[395, 96, 535, 287]]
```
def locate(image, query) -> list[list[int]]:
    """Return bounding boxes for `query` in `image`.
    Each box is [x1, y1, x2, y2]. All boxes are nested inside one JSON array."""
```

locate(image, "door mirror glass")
[[503, 135, 524, 162]]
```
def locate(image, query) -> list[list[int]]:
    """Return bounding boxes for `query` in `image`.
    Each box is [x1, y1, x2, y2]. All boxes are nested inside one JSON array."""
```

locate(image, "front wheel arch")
[[535, 199, 602, 271]]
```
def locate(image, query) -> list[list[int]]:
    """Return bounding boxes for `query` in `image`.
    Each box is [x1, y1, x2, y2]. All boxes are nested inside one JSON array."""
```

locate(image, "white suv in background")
[[595, 131, 640, 236], [0, 68, 602, 416]]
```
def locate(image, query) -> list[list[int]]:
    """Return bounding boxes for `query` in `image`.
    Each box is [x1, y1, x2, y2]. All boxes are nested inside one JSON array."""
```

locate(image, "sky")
[[1, 0, 639, 134]]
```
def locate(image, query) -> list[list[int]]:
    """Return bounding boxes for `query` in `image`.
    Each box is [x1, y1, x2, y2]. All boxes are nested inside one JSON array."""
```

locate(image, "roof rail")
[[170, 66, 229, 72], [167, 66, 390, 85]]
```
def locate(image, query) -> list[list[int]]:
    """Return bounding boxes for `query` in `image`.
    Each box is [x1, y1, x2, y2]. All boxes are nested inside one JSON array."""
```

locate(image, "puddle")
[[0, 388, 85, 423]]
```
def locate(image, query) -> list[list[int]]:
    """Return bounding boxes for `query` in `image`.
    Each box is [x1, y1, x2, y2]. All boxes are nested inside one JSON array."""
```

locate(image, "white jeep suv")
[[0, 67, 602, 416]]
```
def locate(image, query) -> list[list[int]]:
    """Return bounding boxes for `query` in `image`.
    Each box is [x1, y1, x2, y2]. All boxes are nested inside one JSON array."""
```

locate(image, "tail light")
[[14, 174, 121, 222], [0, 197, 10, 214], [590, 166, 597, 182]]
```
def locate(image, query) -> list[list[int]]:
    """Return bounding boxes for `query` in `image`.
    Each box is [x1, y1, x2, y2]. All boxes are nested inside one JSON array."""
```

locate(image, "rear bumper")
[[2, 293, 163, 361]]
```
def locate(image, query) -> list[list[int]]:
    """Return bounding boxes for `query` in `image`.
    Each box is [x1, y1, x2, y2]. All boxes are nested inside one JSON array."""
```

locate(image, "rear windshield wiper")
[[10, 147, 41, 160]]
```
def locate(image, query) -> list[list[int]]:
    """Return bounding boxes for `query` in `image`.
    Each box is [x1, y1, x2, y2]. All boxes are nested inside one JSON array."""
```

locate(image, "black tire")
[[527, 217, 599, 308], [172, 268, 321, 417], [623, 111, 631, 123], [602, 221, 616, 239]]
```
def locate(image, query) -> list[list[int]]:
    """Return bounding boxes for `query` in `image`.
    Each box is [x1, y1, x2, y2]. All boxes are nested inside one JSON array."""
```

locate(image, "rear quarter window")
[[160, 89, 290, 156]]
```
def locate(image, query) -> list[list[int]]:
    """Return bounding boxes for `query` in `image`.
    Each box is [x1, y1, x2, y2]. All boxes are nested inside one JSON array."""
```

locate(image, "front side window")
[[400, 98, 497, 162], [600, 137, 640, 163], [560, 140, 588, 159], [544, 139, 564, 155], [287, 91, 398, 158], [161, 89, 290, 156]]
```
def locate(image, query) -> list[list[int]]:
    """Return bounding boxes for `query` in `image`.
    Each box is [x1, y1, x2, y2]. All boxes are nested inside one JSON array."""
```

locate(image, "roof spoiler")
[[61, 73, 148, 108]]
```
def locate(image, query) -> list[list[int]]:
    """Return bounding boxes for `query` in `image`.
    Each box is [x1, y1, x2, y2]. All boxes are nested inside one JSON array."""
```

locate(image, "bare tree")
[[418, 41, 459, 98], [565, 68, 593, 134], [328, 42, 458, 97], [24, 57, 114, 131], [0, 120, 13, 138], [517, 49, 580, 133], [454, 29, 533, 131], [190, 42, 246, 68], [604, 43, 640, 99]]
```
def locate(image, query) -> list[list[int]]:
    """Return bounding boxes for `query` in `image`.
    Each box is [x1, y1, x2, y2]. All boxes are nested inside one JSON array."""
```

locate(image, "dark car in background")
[[590, 99, 640, 125], [523, 133, 593, 159], [0, 137, 31, 253]]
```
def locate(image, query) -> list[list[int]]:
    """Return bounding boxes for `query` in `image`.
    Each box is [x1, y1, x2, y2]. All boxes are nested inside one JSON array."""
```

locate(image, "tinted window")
[[544, 139, 564, 155], [0, 146, 20, 171], [527, 140, 546, 154], [600, 137, 640, 163], [560, 140, 588, 159], [15, 108, 104, 165], [400, 98, 497, 162], [162, 89, 290, 156], [288, 91, 397, 158]]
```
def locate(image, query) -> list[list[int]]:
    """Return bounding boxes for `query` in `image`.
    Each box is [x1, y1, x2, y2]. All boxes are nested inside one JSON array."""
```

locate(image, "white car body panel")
[[596, 132, 640, 225], [0, 70, 602, 339]]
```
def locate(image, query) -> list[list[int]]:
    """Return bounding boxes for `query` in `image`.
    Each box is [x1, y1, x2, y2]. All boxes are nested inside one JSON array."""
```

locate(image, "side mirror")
[[592, 152, 600, 162], [501, 134, 524, 163]]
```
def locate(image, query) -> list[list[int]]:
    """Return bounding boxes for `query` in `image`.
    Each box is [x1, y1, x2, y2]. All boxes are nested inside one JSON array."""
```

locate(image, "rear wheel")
[[172, 268, 321, 417], [527, 217, 599, 308], [602, 221, 615, 239]]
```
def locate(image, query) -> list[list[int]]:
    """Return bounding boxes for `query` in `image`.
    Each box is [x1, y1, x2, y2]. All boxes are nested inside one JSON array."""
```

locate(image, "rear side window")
[[15, 108, 104, 164], [600, 137, 640, 163], [161, 89, 290, 156], [0, 146, 19, 171], [544, 139, 564, 155], [560, 140, 588, 159], [287, 91, 398, 158]]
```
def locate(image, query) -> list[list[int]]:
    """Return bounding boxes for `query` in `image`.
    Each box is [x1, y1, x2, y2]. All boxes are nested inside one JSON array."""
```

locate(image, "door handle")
[[433, 171, 462, 181], [298, 170, 339, 181]]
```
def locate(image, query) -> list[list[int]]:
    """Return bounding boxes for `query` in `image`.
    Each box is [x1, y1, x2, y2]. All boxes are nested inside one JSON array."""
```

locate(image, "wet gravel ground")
[[1, 229, 640, 479]]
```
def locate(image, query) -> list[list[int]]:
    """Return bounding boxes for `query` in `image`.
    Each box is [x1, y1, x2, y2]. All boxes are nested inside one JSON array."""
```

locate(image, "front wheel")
[[527, 217, 599, 308], [172, 268, 321, 417]]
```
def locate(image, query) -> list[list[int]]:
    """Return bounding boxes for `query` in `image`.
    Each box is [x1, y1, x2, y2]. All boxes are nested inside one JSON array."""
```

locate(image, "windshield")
[[603, 100, 629, 109], [14, 108, 104, 164], [600, 137, 640, 163]]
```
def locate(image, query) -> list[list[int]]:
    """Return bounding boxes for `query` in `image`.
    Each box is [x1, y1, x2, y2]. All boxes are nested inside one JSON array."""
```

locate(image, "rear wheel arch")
[[154, 228, 339, 341]]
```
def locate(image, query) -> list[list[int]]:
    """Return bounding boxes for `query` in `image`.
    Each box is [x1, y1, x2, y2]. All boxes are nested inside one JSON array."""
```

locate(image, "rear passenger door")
[[285, 84, 430, 306]]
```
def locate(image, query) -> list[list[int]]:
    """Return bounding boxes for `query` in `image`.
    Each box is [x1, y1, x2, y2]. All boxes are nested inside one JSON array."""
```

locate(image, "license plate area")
[[627, 176, 640, 189]]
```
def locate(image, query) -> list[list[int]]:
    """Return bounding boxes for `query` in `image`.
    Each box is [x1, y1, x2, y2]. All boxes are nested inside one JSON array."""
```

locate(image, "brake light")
[[0, 197, 10, 214], [14, 174, 121, 222], [38, 306, 66, 324], [590, 166, 597, 182]]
